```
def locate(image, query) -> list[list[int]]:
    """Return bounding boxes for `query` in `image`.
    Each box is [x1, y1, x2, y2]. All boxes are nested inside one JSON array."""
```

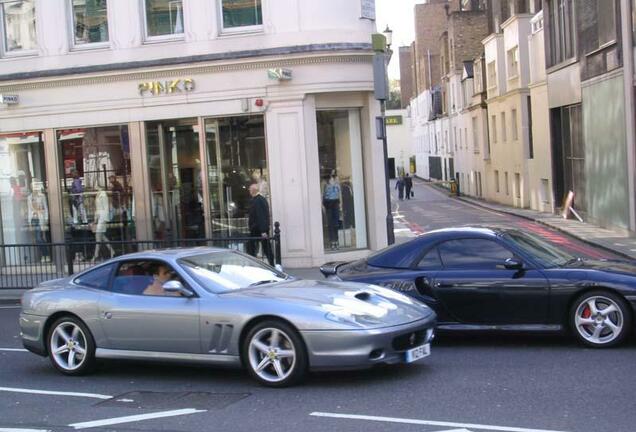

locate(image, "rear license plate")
[[405, 343, 430, 363]]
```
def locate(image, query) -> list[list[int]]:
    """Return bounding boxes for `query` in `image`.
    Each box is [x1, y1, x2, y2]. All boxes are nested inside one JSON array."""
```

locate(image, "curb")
[[456, 196, 636, 261]]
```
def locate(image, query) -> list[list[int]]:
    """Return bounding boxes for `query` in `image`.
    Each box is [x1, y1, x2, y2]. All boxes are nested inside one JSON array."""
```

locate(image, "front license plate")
[[405, 343, 430, 363]]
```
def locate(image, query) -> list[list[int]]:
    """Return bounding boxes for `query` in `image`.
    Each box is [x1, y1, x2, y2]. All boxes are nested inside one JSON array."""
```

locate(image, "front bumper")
[[19, 312, 47, 356], [301, 316, 436, 371]]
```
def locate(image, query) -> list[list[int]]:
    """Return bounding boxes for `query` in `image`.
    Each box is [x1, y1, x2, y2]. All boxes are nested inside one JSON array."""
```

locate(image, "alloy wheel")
[[50, 321, 88, 371], [248, 328, 297, 383], [574, 296, 624, 345]]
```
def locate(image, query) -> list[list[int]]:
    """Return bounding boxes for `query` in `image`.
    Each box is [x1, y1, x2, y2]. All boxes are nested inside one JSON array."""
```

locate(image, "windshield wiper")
[[248, 280, 280, 287]]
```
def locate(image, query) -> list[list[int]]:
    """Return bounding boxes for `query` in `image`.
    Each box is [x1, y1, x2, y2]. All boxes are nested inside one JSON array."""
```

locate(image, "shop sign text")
[[138, 78, 195, 96]]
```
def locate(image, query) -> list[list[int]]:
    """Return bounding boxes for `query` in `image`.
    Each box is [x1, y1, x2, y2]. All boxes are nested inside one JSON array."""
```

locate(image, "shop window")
[[221, 0, 262, 31], [58, 125, 134, 262], [71, 0, 109, 46], [317, 110, 368, 253], [204, 115, 269, 239], [144, 0, 183, 39], [1, 0, 37, 55], [0, 132, 50, 264], [146, 118, 203, 241]]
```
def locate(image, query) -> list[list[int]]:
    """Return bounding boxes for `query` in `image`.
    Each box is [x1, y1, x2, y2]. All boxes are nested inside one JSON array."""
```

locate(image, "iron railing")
[[0, 222, 282, 290]]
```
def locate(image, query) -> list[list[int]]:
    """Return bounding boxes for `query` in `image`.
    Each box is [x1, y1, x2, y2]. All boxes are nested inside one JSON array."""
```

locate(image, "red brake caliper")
[[582, 306, 592, 319]]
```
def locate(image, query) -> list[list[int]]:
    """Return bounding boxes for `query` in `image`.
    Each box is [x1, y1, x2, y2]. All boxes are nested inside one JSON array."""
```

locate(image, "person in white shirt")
[[92, 186, 115, 261]]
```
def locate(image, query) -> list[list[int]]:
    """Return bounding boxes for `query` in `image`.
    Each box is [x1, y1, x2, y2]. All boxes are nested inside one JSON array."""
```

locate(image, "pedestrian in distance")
[[404, 173, 413, 200], [247, 183, 274, 266], [395, 175, 405, 201]]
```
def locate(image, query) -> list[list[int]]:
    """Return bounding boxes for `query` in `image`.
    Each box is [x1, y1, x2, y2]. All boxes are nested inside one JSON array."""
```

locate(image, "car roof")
[[109, 247, 231, 261], [366, 226, 514, 268]]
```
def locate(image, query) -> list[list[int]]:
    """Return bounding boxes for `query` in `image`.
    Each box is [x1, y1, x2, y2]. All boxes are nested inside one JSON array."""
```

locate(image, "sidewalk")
[[458, 194, 636, 261]]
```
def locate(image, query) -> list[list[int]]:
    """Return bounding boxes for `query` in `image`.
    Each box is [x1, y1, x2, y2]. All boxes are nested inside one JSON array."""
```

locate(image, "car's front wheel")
[[242, 320, 307, 387], [47, 316, 96, 375], [571, 291, 631, 348]]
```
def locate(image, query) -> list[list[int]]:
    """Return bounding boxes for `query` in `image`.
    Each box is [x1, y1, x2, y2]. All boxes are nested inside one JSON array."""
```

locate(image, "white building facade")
[[0, 0, 388, 268]]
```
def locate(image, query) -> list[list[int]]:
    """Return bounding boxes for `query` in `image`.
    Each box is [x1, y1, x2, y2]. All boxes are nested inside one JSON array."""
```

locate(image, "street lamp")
[[383, 25, 393, 49], [372, 30, 395, 245]]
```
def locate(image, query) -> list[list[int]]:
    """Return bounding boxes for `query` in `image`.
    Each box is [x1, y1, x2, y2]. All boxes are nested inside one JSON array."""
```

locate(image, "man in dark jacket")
[[404, 173, 413, 200], [247, 183, 274, 266]]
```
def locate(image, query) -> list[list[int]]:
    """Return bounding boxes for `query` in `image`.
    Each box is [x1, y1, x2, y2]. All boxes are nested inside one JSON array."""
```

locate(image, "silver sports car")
[[20, 248, 436, 386]]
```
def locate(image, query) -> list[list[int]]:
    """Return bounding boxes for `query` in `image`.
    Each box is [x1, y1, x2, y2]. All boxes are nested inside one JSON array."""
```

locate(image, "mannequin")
[[322, 170, 342, 250], [27, 180, 50, 262], [92, 186, 115, 261]]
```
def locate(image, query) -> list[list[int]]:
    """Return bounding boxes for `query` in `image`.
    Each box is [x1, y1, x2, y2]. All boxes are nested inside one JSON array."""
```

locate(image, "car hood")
[[222, 279, 433, 327], [565, 259, 636, 276]]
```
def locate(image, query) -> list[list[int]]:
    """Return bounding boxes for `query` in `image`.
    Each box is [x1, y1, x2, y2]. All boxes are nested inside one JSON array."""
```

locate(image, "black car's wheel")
[[242, 320, 308, 387], [47, 316, 96, 375], [570, 291, 632, 348]]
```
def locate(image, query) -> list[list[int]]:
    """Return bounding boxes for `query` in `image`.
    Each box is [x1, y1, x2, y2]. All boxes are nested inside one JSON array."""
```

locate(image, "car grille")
[[392, 330, 427, 351]]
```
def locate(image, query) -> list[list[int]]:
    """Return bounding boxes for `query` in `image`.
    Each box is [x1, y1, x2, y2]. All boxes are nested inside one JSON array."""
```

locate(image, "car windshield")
[[178, 251, 289, 292], [502, 230, 575, 268]]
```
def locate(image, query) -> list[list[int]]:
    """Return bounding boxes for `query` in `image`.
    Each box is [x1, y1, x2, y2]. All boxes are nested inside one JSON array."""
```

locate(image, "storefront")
[[0, 52, 387, 268]]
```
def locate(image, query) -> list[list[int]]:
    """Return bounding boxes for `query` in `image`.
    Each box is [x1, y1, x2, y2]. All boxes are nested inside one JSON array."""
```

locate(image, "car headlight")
[[325, 311, 384, 327], [377, 280, 417, 293]]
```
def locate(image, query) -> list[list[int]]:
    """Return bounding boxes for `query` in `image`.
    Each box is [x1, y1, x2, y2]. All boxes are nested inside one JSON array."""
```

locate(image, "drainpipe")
[[621, 0, 636, 231]]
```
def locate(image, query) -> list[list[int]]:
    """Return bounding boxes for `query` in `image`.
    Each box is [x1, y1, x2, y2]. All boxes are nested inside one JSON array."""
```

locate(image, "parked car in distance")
[[20, 248, 435, 387], [320, 227, 636, 348]]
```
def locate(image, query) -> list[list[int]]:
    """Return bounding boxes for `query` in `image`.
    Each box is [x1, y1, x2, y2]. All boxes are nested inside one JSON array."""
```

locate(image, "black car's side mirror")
[[503, 258, 524, 270]]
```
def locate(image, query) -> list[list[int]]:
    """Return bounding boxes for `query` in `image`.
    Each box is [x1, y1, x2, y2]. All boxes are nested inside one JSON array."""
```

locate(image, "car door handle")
[[435, 282, 454, 288]]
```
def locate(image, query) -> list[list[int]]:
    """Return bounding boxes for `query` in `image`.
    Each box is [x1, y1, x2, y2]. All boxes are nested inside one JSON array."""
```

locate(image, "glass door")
[[146, 118, 204, 241], [204, 115, 268, 237]]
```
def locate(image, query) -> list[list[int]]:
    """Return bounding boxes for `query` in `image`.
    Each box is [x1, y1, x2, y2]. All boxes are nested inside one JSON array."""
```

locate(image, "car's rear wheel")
[[242, 320, 307, 387], [570, 291, 631, 348], [47, 316, 96, 375]]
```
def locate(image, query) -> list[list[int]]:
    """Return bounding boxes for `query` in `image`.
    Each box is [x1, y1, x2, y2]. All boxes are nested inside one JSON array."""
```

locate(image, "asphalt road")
[[1, 182, 635, 432]]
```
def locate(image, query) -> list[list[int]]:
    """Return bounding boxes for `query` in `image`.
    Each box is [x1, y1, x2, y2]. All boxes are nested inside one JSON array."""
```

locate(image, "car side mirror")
[[503, 258, 524, 270], [162, 280, 195, 297]]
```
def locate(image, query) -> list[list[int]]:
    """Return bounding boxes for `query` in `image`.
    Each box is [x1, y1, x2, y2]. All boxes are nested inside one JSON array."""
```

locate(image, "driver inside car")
[[143, 263, 181, 296]]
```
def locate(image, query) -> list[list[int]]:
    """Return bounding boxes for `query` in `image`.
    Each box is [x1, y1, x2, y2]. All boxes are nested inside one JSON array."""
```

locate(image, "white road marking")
[[68, 408, 206, 430], [0, 306, 20, 309], [436, 429, 473, 432], [0, 387, 112, 400], [0, 428, 50, 432], [0, 348, 28, 352], [309, 412, 569, 432]]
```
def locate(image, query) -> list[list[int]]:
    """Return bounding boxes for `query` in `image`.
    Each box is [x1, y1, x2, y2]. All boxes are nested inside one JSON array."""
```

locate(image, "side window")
[[417, 247, 442, 269], [438, 239, 513, 270], [111, 260, 184, 296], [74, 263, 115, 290]]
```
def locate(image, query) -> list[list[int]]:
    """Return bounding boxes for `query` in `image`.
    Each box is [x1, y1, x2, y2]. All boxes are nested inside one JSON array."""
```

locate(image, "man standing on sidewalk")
[[404, 173, 413, 200], [247, 183, 274, 266]]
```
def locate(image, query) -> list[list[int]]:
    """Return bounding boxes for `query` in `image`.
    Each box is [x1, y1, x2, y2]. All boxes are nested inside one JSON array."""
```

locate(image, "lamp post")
[[372, 28, 395, 245]]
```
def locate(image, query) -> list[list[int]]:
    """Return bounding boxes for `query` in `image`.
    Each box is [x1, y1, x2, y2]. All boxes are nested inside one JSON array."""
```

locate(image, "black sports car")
[[321, 227, 636, 348]]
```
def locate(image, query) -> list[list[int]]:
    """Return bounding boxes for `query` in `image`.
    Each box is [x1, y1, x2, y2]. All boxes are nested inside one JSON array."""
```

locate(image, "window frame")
[[218, 0, 264, 36], [68, 0, 110, 50], [141, 0, 185, 43], [0, 0, 38, 58]]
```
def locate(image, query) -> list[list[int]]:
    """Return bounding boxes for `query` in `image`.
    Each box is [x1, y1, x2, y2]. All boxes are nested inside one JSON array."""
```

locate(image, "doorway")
[[146, 118, 204, 241]]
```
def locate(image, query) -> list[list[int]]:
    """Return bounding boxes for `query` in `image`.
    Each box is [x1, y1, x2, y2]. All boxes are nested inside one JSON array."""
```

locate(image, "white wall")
[[1, 0, 376, 76], [386, 109, 412, 175]]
